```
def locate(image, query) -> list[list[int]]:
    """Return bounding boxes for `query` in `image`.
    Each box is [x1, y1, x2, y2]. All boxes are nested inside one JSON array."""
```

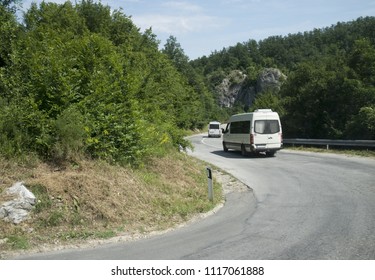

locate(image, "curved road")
[[16, 134, 375, 259]]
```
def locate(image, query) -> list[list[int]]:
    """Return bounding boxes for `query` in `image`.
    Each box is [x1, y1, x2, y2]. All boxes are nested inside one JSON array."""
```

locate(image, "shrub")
[[52, 106, 87, 161]]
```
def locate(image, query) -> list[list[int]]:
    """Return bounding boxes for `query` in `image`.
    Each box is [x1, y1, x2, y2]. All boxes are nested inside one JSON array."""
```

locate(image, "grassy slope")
[[2, 143, 372, 257], [0, 151, 222, 255]]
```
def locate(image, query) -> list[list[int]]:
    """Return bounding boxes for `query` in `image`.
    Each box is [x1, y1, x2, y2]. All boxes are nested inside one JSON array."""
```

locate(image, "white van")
[[208, 121, 222, 138], [222, 109, 282, 156]]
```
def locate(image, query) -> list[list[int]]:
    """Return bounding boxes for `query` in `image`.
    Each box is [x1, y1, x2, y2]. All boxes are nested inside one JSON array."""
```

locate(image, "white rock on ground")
[[0, 182, 36, 224]]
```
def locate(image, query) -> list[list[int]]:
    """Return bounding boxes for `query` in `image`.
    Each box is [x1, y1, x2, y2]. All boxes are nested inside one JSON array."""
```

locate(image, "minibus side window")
[[231, 121, 250, 134]]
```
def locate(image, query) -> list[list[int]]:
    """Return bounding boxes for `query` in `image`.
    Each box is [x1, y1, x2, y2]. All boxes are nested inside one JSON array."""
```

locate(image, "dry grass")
[[0, 152, 222, 255]]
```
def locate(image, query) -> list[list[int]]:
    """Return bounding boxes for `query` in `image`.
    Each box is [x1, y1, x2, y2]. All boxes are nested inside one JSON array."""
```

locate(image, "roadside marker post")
[[206, 167, 213, 202]]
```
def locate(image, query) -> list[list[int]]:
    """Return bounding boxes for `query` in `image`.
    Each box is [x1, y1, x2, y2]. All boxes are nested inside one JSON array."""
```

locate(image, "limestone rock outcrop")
[[256, 68, 287, 94], [216, 68, 286, 109], [0, 182, 36, 224]]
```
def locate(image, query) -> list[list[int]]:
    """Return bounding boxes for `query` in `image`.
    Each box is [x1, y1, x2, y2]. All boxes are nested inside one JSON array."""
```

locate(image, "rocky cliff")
[[216, 68, 286, 108]]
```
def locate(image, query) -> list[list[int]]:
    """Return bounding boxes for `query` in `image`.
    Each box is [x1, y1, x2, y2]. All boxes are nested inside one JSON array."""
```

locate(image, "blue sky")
[[21, 0, 375, 59]]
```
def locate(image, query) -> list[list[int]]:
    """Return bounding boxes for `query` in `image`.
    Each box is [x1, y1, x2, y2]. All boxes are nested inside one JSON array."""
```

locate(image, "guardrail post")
[[206, 167, 213, 202]]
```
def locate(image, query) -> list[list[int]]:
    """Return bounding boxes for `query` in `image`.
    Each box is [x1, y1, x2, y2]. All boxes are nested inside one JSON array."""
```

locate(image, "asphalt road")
[[15, 134, 375, 259]]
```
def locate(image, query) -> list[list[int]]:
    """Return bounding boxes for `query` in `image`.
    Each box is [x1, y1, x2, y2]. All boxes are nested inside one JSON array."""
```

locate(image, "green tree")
[[162, 36, 189, 71], [0, 0, 20, 13], [163, 36, 221, 127], [345, 106, 375, 140], [349, 39, 375, 85], [280, 58, 351, 138], [0, 5, 18, 67], [76, 0, 111, 35], [250, 91, 284, 116]]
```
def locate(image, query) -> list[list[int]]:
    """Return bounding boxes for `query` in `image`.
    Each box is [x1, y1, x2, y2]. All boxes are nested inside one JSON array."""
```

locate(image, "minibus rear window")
[[254, 120, 280, 134], [209, 124, 220, 129]]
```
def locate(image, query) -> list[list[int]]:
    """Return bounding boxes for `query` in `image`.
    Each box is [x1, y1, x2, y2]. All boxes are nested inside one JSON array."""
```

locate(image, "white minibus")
[[208, 121, 222, 138], [222, 109, 282, 156]]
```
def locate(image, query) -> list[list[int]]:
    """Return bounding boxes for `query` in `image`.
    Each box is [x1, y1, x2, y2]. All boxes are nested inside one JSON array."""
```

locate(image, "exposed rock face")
[[256, 68, 287, 93], [216, 70, 248, 108], [0, 182, 36, 224], [216, 68, 286, 108]]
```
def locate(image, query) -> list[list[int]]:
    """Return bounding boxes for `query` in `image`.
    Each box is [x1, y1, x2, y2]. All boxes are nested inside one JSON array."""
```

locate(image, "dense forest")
[[191, 16, 375, 140], [0, 0, 221, 166], [1, 1, 374, 167]]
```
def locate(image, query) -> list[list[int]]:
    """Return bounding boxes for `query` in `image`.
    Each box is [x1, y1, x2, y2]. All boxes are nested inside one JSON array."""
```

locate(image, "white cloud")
[[220, 0, 260, 3], [22, 0, 67, 7], [133, 13, 224, 34], [161, 1, 202, 13], [129, 0, 228, 34]]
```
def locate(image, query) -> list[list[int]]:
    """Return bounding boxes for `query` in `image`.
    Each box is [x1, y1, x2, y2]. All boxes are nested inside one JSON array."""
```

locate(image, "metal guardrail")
[[283, 138, 375, 149]]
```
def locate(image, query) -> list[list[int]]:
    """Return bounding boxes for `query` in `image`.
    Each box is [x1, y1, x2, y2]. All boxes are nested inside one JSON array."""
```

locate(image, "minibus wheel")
[[223, 142, 228, 152], [266, 151, 276, 157], [241, 144, 247, 156]]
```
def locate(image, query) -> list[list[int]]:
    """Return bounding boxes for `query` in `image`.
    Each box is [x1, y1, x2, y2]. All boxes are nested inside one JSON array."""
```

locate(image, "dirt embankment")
[[0, 154, 250, 259]]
